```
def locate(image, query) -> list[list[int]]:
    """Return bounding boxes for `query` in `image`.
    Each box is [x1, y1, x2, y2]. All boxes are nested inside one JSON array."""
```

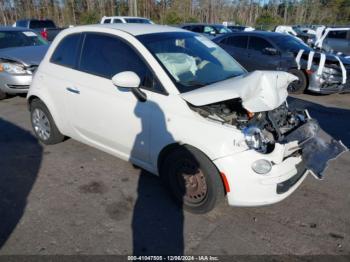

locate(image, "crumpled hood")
[[181, 71, 298, 112], [0, 45, 49, 66]]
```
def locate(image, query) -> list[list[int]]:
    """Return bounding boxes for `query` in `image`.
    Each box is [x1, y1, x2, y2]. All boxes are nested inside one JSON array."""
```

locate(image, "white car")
[[27, 24, 347, 213], [100, 16, 153, 24]]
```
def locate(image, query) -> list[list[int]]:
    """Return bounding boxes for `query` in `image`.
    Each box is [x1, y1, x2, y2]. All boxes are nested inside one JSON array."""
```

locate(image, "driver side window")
[[248, 36, 273, 53], [78, 33, 164, 93]]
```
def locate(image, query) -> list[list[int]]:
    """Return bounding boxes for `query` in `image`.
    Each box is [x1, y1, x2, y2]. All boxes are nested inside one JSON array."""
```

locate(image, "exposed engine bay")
[[190, 98, 348, 178], [191, 98, 308, 154]]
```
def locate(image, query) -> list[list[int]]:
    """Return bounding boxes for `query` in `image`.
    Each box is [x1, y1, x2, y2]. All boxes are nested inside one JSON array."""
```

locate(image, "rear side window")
[[79, 33, 163, 92], [16, 20, 27, 27], [30, 20, 56, 29], [113, 19, 122, 23], [227, 36, 248, 48], [248, 36, 273, 52], [191, 26, 203, 33], [103, 19, 111, 24], [327, 30, 348, 39], [50, 34, 81, 68]]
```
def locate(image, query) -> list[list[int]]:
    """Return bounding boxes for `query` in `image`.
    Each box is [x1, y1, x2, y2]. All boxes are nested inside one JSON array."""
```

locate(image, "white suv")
[[27, 24, 346, 213]]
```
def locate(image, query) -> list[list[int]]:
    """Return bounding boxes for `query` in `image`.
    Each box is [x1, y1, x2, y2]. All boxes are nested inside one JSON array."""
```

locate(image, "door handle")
[[66, 87, 80, 94]]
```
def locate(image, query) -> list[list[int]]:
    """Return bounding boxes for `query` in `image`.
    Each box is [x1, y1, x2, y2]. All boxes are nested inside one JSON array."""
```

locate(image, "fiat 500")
[[27, 24, 347, 213]]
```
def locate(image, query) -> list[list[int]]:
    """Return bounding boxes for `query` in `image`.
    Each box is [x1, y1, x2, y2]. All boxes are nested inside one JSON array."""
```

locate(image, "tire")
[[30, 99, 65, 145], [287, 69, 308, 94], [160, 145, 225, 214], [0, 90, 7, 100]]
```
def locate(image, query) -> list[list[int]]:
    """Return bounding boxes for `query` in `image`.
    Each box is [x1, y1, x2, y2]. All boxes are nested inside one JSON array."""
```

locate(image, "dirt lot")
[[0, 93, 349, 255]]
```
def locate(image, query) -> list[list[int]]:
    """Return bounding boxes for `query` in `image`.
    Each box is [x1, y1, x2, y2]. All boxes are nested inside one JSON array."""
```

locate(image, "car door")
[[246, 36, 280, 71], [65, 33, 164, 164], [218, 35, 249, 69]]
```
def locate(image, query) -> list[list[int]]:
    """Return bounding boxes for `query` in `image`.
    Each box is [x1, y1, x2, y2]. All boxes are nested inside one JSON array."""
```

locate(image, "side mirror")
[[112, 71, 147, 102], [263, 47, 279, 56], [112, 71, 141, 89]]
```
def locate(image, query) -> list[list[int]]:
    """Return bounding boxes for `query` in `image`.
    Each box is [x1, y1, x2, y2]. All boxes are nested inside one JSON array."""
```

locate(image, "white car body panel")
[[28, 24, 322, 207], [181, 70, 297, 112]]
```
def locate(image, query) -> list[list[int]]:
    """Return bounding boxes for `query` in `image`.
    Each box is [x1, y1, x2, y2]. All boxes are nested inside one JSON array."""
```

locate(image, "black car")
[[14, 19, 64, 42], [213, 31, 350, 94], [181, 23, 232, 39]]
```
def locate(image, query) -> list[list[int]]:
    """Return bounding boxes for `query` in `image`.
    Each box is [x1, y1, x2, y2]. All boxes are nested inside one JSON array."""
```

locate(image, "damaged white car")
[[27, 24, 347, 213]]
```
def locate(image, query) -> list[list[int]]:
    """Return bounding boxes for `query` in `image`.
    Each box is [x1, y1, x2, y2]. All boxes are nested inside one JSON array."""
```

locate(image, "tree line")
[[0, 0, 349, 28]]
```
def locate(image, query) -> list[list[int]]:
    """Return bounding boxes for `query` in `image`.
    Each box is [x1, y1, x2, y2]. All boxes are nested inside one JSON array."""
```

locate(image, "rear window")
[[30, 20, 56, 29], [124, 18, 151, 24], [0, 31, 47, 49], [50, 34, 81, 68]]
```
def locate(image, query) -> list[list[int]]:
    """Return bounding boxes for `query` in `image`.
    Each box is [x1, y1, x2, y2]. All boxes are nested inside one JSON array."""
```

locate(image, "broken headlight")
[[243, 126, 270, 153]]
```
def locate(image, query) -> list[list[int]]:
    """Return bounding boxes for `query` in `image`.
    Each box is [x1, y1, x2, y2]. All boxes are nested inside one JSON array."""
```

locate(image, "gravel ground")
[[0, 93, 349, 256]]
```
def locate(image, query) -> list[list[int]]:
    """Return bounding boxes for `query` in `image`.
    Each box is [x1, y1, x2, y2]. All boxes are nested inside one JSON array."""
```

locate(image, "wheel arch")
[[157, 142, 228, 194]]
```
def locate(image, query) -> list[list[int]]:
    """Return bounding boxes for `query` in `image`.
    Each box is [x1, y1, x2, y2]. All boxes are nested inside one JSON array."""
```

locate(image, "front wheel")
[[160, 146, 225, 214], [30, 99, 65, 145], [287, 69, 308, 94]]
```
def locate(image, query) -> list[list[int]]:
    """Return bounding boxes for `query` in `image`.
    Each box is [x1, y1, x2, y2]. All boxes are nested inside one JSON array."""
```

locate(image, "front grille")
[[7, 84, 30, 90]]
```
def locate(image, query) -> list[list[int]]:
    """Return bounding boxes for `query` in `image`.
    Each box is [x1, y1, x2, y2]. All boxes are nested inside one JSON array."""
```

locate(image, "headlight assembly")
[[0, 62, 27, 75], [243, 126, 270, 153]]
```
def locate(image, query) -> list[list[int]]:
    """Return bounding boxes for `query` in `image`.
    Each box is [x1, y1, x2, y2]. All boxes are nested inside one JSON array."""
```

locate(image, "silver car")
[[0, 27, 49, 100]]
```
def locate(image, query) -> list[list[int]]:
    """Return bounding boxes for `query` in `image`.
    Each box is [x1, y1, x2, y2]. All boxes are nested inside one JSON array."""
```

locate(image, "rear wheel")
[[160, 146, 225, 214], [287, 69, 307, 94], [30, 99, 65, 145]]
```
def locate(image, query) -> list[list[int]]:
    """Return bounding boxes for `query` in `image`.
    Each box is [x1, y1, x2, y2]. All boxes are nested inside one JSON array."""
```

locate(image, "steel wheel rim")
[[32, 108, 51, 141], [175, 159, 208, 205]]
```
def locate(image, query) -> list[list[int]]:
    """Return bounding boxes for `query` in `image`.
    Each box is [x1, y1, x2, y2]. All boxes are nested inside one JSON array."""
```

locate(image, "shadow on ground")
[[288, 97, 350, 147], [0, 118, 42, 248]]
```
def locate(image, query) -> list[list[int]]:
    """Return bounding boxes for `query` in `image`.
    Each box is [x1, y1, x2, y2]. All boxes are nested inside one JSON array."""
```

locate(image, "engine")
[[191, 98, 307, 153]]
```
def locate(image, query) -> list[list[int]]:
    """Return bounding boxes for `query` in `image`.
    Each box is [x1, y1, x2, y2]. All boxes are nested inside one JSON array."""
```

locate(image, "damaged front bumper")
[[308, 71, 350, 94], [214, 119, 347, 207]]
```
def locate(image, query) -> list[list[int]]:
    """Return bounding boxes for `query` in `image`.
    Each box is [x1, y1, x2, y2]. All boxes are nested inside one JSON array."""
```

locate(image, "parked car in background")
[[227, 25, 255, 32], [214, 31, 350, 94], [13, 19, 64, 42], [181, 23, 232, 39], [27, 24, 347, 213], [0, 27, 49, 100], [100, 16, 154, 24], [314, 27, 350, 56]]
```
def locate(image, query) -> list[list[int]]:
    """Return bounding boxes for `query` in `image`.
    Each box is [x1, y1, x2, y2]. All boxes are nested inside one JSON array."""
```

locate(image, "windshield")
[[0, 30, 48, 49], [138, 32, 245, 93], [213, 25, 231, 34], [272, 35, 312, 53]]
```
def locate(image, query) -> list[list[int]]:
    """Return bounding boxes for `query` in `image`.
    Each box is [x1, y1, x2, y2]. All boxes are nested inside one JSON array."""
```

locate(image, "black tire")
[[160, 145, 225, 214], [30, 99, 65, 145], [287, 69, 308, 94], [0, 90, 7, 100]]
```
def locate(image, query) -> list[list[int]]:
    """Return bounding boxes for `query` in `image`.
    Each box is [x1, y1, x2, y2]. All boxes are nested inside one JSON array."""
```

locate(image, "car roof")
[[103, 16, 151, 20], [0, 26, 36, 32], [69, 24, 188, 36]]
